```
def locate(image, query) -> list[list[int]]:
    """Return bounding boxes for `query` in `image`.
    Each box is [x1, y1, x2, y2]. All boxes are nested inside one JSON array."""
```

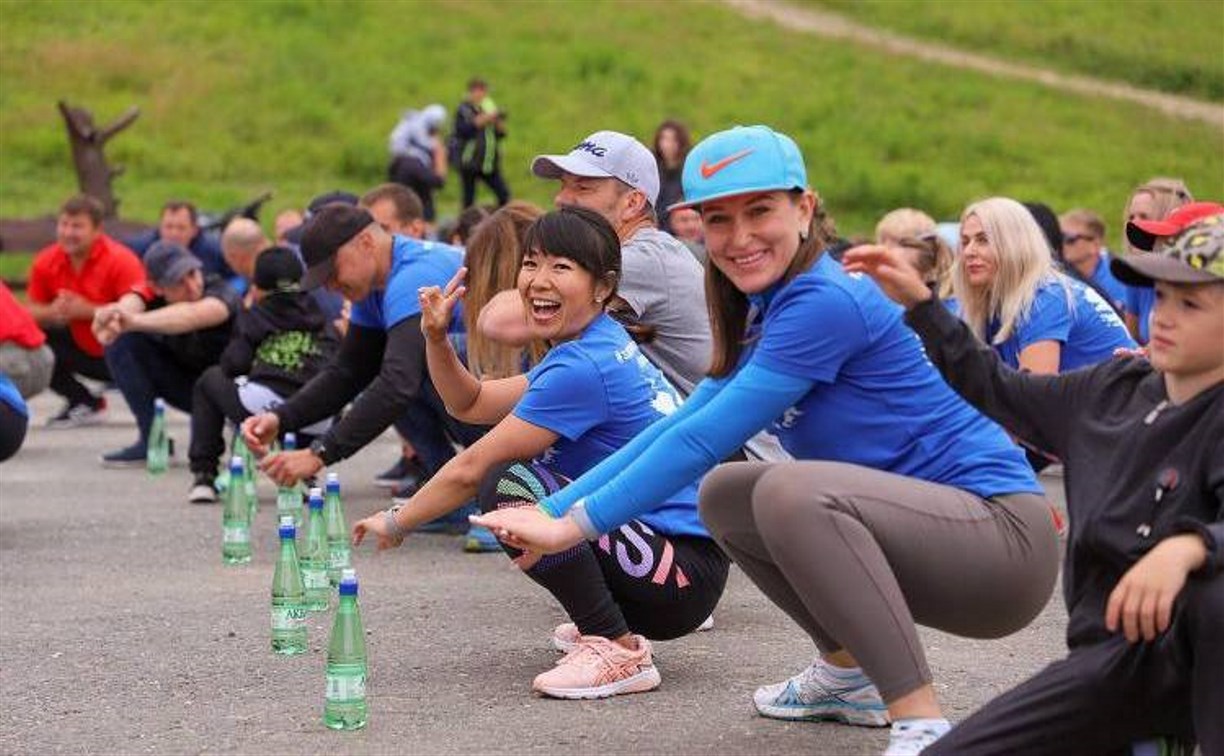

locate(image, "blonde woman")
[[954, 197, 1134, 375], [463, 201, 547, 379], [1121, 178, 1193, 343], [876, 209, 953, 300]]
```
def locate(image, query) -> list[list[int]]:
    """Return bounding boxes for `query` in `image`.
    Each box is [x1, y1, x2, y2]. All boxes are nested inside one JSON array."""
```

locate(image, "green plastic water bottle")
[[323, 568, 367, 730], [271, 515, 308, 655], [221, 456, 252, 564], [232, 434, 258, 520], [323, 472, 350, 585], [275, 433, 305, 528], [147, 398, 169, 476], [299, 487, 330, 612]]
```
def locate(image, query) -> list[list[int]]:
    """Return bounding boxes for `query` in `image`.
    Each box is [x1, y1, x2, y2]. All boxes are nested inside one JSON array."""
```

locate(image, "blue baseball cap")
[[671, 125, 807, 212]]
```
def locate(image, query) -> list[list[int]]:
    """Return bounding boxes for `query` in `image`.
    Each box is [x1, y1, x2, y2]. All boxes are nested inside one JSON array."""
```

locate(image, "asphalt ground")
[[0, 391, 1070, 755]]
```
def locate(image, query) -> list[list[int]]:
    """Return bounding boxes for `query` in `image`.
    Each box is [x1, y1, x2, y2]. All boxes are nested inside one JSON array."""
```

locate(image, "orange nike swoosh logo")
[[700, 149, 755, 179]]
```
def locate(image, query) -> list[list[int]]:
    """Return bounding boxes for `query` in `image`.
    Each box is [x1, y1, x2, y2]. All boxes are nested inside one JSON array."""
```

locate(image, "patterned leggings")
[[478, 460, 729, 640]]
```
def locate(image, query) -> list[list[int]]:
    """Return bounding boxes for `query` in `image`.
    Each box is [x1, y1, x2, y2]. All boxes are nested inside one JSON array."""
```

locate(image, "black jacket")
[[906, 297, 1223, 649], [219, 291, 338, 397]]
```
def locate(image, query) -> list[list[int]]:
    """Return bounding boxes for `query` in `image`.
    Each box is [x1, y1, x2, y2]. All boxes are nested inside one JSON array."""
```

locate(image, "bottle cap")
[[338, 567, 358, 596], [278, 515, 296, 540], [229, 455, 244, 474], [325, 471, 340, 493], [283, 432, 296, 451], [154, 397, 166, 412], [308, 487, 324, 509]]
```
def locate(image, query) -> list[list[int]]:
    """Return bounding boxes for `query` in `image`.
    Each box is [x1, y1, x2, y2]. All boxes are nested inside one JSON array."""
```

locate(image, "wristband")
[[568, 498, 602, 541], [384, 504, 409, 539]]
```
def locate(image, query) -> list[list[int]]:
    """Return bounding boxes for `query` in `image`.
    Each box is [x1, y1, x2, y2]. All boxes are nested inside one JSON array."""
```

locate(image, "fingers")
[[1138, 590, 1159, 642], [443, 267, 468, 297], [1104, 583, 1124, 633], [352, 522, 367, 547], [1121, 588, 1142, 643]]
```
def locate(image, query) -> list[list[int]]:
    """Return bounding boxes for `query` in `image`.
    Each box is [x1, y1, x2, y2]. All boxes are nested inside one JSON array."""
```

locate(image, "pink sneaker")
[[532, 635, 661, 699], [551, 622, 581, 653]]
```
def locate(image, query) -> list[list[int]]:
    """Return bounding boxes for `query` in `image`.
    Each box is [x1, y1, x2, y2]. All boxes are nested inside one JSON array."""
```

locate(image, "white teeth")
[[734, 251, 765, 266], [532, 299, 558, 307]]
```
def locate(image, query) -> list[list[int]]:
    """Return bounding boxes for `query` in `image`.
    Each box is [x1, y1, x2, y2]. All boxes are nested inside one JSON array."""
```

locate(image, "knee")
[[751, 463, 843, 532]]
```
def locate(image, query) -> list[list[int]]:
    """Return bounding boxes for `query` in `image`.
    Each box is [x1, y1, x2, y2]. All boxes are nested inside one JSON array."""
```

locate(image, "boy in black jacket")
[[187, 246, 338, 503], [843, 215, 1223, 755]]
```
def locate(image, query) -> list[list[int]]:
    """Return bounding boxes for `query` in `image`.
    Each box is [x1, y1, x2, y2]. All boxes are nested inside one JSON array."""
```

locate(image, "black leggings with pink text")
[[478, 460, 729, 641]]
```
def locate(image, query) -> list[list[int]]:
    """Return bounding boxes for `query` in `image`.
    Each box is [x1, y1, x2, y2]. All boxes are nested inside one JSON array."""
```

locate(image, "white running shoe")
[[882, 719, 951, 755], [753, 658, 890, 727]]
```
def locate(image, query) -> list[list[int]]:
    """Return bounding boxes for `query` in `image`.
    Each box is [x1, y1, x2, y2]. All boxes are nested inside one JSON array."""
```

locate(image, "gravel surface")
[[0, 392, 1070, 755]]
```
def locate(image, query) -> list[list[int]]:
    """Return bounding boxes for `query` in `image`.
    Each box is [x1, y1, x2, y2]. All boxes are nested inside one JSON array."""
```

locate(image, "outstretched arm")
[[843, 244, 1097, 457]]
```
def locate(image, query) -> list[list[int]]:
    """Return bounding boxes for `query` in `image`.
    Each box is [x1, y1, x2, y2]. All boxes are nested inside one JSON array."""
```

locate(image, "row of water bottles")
[[219, 439, 366, 731]]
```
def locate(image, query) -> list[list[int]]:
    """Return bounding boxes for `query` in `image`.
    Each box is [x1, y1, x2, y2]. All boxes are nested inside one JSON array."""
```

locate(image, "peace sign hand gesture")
[[419, 266, 467, 344]]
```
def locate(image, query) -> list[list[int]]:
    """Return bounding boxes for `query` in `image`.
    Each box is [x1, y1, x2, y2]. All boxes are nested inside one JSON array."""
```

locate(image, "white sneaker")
[[753, 658, 889, 727], [882, 719, 950, 755], [698, 614, 714, 631]]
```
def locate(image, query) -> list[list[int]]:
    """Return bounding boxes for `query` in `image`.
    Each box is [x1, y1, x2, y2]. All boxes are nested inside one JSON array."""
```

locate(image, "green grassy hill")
[[805, 0, 1224, 102], [1, 0, 1221, 253]]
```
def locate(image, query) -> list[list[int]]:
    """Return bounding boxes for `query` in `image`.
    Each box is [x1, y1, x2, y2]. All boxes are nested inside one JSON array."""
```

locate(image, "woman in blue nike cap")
[[474, 125, 1060, 755]]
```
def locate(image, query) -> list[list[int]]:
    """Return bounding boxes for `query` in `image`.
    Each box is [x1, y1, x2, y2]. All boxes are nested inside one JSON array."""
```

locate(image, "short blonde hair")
[[1059, 209, 1105, 240], [955, 197, 1065, 344], [875, 208, 936, 246]]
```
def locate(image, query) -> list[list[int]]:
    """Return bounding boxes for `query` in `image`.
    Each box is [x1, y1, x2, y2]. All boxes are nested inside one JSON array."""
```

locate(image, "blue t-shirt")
[[1125, 285, 1155, 344], [349, 236, 464, 331], [513, 313, 704, 536], [988, 276, 1135, 371], [0, 373, 27, 417], [1089, 250, 1128, 315], [744, 253, 1040, 499]]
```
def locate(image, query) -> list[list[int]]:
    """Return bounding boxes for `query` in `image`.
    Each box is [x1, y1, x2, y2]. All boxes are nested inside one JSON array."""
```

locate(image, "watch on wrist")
[[308, 438, 329, 462]]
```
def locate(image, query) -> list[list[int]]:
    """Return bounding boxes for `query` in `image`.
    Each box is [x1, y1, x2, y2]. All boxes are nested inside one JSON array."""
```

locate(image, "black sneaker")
[[47, 396, 108, 429], [188, 474, 218, 504], [100, 443, 146, 469], [374, 456, 426, 489]]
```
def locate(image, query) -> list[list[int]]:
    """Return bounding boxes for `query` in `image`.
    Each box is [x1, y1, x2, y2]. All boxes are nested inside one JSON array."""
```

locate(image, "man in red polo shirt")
[[26, 194, 148, 427]]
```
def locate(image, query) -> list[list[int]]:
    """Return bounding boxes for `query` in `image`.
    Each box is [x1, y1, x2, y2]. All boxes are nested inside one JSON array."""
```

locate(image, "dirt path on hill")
[[723, 0, 1224, 129]]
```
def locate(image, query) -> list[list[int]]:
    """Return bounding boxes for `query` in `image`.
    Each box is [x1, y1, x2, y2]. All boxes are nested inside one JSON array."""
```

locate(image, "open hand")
[[419, 267, 467, 343], [1105, 533, 1207, 643], [469, 506, 584, 556], [841, 244, 933, 309], [352, 511, 405, 551]]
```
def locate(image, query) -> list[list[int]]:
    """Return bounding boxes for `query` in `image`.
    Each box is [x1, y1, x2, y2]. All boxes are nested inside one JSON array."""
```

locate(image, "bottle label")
[[328, 547, 351, 569], [271, 605, 307, 630], [223, 526, 250, 545], [325, 672, 366, 702], [302, 567, 329, 591]]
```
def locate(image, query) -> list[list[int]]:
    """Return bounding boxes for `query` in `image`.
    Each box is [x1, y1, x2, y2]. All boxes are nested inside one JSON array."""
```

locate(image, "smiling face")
[[554, 173, 639, 234], [517, 249, 608, 342], [699, 190, 814, 295], [1147, 280, 1224, 376], [959, 214, 999, 289]]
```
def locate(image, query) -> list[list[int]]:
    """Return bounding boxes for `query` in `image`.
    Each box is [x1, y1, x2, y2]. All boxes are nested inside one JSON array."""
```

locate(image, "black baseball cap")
[[144, 241, 202, 287], [283, 190, 360, 245], [300, 204, 375, 290], [253, 245, 305, 293]]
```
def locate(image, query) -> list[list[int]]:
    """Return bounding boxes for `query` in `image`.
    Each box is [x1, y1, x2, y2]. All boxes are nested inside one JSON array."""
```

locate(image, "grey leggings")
[[699, 461, 1060, 702]]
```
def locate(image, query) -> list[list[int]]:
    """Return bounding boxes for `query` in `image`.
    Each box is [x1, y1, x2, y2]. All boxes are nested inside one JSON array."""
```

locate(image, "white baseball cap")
[[531, 130, 661, 207]]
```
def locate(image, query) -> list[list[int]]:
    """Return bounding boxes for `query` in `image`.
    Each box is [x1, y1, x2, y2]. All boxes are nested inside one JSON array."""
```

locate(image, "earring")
[[594, 297, 603, 304], [799, 229, 809, 241]]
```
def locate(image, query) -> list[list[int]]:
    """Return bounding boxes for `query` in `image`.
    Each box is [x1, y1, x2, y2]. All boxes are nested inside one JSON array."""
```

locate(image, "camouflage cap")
[[1111, 214, 1224, 287]]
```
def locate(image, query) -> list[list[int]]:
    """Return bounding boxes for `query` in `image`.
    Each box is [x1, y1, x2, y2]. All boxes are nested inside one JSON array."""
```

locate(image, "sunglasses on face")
[[1063, 233, 1095, 244]]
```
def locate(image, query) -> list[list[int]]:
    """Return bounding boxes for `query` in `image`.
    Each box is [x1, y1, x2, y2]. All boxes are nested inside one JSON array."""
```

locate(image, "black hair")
[[1023, 201, 1063, 260], [521, 206, 621, 297]]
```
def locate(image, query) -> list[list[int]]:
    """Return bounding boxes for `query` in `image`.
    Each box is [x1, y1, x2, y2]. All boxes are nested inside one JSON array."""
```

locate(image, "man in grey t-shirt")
[[478, 130, 710, 392]]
